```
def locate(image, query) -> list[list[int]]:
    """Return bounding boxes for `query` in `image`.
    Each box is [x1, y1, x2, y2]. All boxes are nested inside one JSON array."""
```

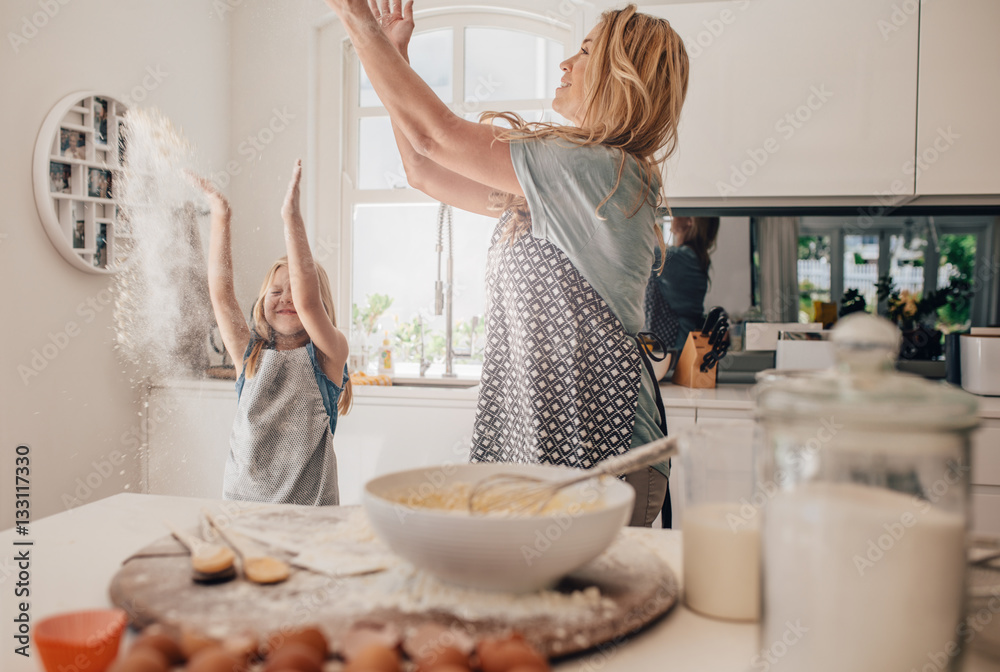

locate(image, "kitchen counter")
[[1, 493, 998, 672], [155, 376, 1000, 416]]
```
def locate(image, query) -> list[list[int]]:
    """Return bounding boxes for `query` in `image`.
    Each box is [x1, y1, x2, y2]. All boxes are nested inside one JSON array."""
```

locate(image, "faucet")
[[418, 314, 432, 377], [435, 203, 475, 378]]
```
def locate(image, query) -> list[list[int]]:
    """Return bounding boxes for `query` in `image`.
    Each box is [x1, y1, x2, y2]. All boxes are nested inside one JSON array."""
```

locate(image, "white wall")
[[0, 0, 230, 527], [705, 217, 752, 317]]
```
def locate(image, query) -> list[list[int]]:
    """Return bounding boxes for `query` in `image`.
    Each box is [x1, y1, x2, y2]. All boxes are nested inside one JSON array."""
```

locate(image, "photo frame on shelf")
[[49, 162, 72, 193], [34, 91, 128, 274], [87, 167, 112, 199], [93, 97, 108, 144], [94, 223, 108, 268], [59, 129, 85, 159]]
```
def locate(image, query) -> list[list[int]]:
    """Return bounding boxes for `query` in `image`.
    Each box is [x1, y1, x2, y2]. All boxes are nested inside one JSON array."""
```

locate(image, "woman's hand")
[[186, 171, 232, 221], [369, 0, 414, 57], [281, 159, 304, 227]]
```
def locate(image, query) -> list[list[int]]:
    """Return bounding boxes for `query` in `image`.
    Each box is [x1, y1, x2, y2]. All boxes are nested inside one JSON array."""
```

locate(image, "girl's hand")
[[281, 159, 304, 226], [369, 0, 414, 56], [186, 171, 231, 221]]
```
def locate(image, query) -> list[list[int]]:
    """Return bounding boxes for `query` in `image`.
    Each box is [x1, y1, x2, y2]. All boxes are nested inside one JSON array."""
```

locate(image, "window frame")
[[798, 217, 996, 324], [313, 8, 578, 341]]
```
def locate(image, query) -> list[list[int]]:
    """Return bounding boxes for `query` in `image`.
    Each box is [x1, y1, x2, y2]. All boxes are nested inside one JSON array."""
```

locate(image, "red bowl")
[[34, 609, 128, 672]]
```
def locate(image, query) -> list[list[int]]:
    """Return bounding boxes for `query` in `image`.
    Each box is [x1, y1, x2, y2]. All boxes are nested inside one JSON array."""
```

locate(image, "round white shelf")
[[33, 91, 129, 274]]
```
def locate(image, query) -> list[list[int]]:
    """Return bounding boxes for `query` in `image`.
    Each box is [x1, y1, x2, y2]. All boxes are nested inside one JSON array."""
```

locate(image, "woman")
[[324, 0, 688, 526], [645, 217, 721, 353]]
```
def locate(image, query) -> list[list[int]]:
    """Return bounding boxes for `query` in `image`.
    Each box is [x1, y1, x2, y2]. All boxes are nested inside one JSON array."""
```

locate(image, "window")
[[797, 217, 996, 330], [335, 12, 573, 376]]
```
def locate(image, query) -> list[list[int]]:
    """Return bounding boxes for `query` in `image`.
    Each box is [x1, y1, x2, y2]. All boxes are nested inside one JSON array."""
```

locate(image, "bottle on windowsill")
[[377, 331, 394, 377]]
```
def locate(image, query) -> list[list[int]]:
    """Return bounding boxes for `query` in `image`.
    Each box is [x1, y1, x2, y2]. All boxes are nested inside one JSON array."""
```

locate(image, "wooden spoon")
[[163, 520, 236, 581], [202, 509, 291, 585]]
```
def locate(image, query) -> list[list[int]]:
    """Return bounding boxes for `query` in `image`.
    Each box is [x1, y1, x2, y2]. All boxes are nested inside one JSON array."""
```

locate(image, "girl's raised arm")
[[190, 173, 251, 377], [280, 160, 350, 382]]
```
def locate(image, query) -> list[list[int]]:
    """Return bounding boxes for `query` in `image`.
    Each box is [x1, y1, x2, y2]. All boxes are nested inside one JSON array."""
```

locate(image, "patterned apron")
[[470, 212, 644, 468], [224, 346, 338, 505]]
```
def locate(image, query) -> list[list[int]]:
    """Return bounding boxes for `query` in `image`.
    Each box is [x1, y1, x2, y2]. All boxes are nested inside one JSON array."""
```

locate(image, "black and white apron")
[[470, 212, 648, 468], [224, 346, 338, 506]]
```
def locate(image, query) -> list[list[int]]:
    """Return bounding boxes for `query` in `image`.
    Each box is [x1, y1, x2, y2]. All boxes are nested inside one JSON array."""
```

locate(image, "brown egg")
[[420, 665, 471, 672], [264, 643, 324, 672], [404, 623, 474, 661], [414, 646, 470, 672], [179, 628, 221, 660], [222, 632, 260, 664], [477, 640, 549, 672], [342, 644, 400, 672], [341, 624, 401, 661], [108, 647, 170, 672], [187, 646, 245, 672], [132, 632, 185, 665], [270, 626, 328, 659]]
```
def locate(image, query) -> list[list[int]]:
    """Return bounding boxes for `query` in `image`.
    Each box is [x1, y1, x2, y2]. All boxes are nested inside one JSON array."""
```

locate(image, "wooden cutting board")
[[109, 504, 678, 659]]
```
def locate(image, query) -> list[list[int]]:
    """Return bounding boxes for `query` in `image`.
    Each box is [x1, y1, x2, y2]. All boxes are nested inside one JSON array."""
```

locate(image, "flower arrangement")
[[874, 274, 972, 331]]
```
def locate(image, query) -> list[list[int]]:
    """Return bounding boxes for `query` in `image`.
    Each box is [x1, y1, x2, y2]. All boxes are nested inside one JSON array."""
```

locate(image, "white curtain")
[[758, 217, 800, 323]]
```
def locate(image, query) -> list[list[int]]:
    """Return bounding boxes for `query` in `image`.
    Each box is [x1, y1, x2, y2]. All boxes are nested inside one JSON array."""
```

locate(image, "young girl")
[[191, 161, 352, 506]]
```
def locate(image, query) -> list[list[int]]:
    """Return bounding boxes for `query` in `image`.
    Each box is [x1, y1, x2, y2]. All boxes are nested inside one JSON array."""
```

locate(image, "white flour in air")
[[113, 107, 213, 381]]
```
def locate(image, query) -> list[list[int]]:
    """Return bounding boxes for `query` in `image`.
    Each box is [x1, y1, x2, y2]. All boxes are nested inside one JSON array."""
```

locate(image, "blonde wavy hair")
[[245, 257, 353, 416], [484, 4, 689, 250]]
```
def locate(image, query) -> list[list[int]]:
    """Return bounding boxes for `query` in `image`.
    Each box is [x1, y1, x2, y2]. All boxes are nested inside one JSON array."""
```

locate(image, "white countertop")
[[1, 494, 998, 672], [152, 377, 1000, 418]]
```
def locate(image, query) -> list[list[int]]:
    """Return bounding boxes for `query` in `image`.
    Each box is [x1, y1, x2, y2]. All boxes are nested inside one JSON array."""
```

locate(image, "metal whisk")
[[468, 435, 680, 515]]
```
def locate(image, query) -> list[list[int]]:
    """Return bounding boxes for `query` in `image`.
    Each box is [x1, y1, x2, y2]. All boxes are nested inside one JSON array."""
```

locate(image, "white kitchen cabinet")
[[645, 0, 919, 200], [332, 388, 478, 506], [664, 407, 697, 528], [971, 421, 1000, 536], [146, 380, 234, 499], [914, 0, 1000, 197]]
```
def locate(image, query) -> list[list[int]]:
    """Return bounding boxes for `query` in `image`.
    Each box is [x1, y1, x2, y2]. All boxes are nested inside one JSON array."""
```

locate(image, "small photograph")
[[49, 162, 72, 193], [94, 97, 108, 144], [72, 219, 85, 249], [59, 129, 86, 160], [93, 223, 108, 268], [117, 119, 127, 166], [88, 168, 112, 199]]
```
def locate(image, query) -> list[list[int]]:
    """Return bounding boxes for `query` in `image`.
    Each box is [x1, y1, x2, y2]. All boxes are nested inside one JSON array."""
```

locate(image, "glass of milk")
[[755, 314, 979, 672], [681, 424, 761, 622]]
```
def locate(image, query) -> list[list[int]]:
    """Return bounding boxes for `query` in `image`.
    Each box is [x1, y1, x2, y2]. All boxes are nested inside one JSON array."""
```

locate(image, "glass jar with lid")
[[754, 314, 979, 672]]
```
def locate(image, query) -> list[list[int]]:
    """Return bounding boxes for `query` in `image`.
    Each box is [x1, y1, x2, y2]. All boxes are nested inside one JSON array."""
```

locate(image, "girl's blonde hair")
[[245, 257, 353, 416], [484, 4, 689, 250]]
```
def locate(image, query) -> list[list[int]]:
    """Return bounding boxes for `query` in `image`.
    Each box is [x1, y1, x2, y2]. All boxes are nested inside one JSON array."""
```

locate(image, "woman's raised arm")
[[373, 1, 497, 216], [328, 0, 524, 199]]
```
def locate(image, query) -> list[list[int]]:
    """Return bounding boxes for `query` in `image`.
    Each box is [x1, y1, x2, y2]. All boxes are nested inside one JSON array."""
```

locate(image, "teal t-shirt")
[[509, 136, 667, 477]]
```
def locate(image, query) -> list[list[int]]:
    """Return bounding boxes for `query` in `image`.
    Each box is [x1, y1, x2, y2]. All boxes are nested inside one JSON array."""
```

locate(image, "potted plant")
[[874, 274, 972, 360]]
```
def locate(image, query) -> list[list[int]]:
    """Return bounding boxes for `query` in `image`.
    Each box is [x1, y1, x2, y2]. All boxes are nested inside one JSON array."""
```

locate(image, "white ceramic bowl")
[[362, 462, 635, 593]]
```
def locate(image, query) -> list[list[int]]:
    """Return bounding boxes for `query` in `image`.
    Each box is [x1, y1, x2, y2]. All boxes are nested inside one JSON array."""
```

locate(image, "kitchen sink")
[[391, 376, 480, 389]]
